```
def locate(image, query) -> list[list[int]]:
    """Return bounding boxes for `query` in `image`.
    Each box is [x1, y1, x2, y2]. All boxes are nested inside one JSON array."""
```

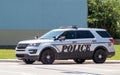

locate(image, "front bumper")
[[16, 54, 39, 61]]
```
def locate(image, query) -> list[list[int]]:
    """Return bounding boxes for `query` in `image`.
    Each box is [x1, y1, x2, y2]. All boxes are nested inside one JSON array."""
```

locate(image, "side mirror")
[[53, 36, 57, 40], [59, 36, 65, 41], [34, 35, 39, 39]]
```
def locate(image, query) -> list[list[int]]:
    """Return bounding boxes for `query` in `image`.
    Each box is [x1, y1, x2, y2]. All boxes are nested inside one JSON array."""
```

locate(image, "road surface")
[[0, 60, 120, 75]]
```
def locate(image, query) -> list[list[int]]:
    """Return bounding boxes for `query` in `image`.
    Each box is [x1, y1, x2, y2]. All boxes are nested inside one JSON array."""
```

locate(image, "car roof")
[[52, 28, 106, 31]]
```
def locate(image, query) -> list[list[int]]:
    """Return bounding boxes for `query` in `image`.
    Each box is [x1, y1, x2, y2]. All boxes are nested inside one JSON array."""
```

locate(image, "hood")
[[19, 39, 53, 44]]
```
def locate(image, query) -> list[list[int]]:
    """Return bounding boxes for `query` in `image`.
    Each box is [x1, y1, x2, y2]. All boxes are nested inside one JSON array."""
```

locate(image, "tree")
[[88, 0, 120, 38]]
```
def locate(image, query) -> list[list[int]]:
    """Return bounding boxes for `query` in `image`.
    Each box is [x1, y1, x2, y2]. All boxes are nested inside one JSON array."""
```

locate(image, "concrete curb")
[[0, 59, 21, 62], [105, 60, 120, 64], [0, 59, 120, 63]]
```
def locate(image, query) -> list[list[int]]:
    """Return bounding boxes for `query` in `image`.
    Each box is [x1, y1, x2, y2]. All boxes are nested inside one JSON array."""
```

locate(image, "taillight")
[[109, 39, 114, 44]]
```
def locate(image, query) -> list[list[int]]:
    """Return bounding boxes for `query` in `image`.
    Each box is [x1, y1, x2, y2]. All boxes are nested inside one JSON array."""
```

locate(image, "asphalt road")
[[0, 60, 120, 75]]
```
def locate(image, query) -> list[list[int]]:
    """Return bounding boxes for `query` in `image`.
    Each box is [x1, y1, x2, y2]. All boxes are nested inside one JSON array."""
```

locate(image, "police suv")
[[16, 26, 115, 64]]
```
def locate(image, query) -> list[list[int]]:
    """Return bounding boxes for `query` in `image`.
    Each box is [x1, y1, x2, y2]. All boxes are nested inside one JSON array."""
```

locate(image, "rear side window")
[[96, 31, 111, 38], [76, 30, 94, 39]]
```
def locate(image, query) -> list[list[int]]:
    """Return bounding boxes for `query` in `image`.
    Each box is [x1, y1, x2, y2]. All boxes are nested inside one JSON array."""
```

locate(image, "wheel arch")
[[93, 46, 108, 56], [39, 47, 57, 61]]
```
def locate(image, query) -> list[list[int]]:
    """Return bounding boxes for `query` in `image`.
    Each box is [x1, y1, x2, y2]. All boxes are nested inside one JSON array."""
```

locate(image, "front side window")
[[76, 30, 94, 39], [60, 31, 75, 39]]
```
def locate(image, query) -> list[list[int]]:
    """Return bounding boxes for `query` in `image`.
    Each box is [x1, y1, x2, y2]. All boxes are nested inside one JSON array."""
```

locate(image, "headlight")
[[29, 43, 40, 47]]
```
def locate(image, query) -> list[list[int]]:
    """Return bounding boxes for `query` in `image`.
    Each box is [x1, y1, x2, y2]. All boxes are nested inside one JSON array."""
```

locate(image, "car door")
[[75, 30, 95, 59], [53, 30, 77, 59]]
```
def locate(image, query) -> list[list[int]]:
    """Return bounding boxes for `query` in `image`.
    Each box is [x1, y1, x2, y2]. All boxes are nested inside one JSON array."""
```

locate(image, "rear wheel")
[[23, 59, 35, 64], [41, 50, 55, 64], [93, 50, 107, 64], [73, 59, 85, 64]]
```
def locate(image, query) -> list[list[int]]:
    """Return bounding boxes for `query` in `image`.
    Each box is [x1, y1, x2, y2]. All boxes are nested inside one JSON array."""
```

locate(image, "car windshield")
[[39, 30, 63, 39]]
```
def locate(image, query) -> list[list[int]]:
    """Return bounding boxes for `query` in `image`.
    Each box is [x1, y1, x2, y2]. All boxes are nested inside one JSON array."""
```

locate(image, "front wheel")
[[73, 59, 85, 64], [41, 50, 55, 64], [23, 59, 35, 64], [93, 50, 107, 64]]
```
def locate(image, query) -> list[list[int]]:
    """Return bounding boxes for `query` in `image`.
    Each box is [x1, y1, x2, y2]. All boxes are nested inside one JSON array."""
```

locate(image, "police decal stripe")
[[62, 44, 91, 52]]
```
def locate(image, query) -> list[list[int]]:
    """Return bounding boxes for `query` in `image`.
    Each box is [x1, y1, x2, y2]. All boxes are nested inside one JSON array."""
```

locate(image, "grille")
[[17, 44, 29, 49], [16, 49, 25, 51], [16, 54, 25, 57]]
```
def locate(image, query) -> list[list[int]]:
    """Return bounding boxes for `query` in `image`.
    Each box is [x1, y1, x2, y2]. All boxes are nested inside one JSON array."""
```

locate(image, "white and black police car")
[[16, 26, 115, 64]]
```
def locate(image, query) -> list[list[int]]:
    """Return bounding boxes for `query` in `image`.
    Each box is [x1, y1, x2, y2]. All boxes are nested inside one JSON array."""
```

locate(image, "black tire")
[[73, 59, 85, 64], [23, 59, 35, 64], [93, 50, 107, 64], [41, 50, 55, 64]]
